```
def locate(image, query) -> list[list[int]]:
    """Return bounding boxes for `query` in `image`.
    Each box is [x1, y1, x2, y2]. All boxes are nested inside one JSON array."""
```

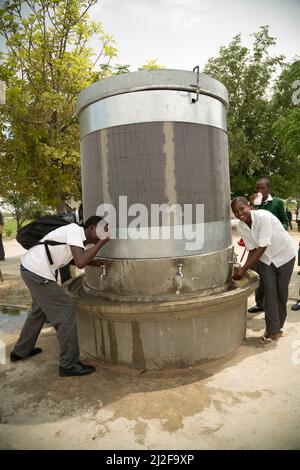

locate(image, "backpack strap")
[[38, 240, 67, 265]]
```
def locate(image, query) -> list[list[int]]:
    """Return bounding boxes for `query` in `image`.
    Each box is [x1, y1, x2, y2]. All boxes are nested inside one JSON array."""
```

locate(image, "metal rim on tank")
[[78, 69, 229, 138]]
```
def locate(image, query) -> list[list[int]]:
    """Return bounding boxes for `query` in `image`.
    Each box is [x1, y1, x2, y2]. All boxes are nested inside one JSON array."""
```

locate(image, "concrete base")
[[84, 247, 234, 302], [68, 271, 259, 370]]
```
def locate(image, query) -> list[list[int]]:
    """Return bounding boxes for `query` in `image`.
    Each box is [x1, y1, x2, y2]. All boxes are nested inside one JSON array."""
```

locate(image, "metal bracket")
[[191, 65, 200, 103]]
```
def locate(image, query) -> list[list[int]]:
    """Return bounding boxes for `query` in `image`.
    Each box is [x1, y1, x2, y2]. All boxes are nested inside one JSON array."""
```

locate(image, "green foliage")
[[4, 219, 14, 237], [3, 217, 34, 238], [139, 58, 165, 70], [272, 59, 300, 114], [274, 107, 300, 156], [271, 60, 300, 198], [0, 0, 124, 209], [3, 191, 48, 230], [203, 26, 299, 197], [3, 217, 17, 238]]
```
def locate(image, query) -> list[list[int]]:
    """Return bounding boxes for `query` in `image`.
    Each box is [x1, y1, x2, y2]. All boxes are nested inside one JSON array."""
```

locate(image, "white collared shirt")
[[262, 194, 273, 204], [237, 209, 295, 267], [21, 223, 86, 281]]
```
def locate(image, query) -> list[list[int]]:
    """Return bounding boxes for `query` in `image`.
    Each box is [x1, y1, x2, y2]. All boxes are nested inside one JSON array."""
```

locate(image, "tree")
[[0, 0, 123, 210], [2, 191, 47, 230], [139, 58, 165, 70], [271, 60, 300, 198], [203, 26, 286, 196]]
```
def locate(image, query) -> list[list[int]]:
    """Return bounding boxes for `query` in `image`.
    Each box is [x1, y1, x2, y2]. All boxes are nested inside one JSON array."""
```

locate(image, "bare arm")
[[70, 238, 109, 269], [233, 247, 267, 280], [88, 259, 108, 267]]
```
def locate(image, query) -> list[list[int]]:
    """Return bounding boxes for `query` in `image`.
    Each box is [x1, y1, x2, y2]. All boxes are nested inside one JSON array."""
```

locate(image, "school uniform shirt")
[[237, 209, 295, 268], [254, 194, 289, 230], [21, 223, 86, 281]]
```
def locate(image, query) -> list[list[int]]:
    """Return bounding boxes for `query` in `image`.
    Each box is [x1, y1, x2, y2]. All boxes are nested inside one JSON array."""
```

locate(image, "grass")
[[2, 218, 32, 239]]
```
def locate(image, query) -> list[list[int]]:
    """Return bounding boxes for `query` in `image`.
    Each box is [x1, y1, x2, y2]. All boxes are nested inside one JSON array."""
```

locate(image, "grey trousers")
[[13, 270, 80, 368], [254, 263, 265, 309], [258, 258, 295, 335]]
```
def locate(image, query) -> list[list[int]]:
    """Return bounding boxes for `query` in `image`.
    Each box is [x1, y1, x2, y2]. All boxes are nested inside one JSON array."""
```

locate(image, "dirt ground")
[[0, 273, 31, 308], [0, 239, 30, 307], [0, 229, 300, 450]]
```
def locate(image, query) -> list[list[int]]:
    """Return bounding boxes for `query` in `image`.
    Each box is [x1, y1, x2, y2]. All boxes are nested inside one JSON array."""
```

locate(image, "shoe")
[[59, 361, 96, 377], [263, 329, 284, 337], [10, 347, 42, 362], [291, 301, 300, 311], [248, 305, 264, 313], [260, 332, 282, 344]]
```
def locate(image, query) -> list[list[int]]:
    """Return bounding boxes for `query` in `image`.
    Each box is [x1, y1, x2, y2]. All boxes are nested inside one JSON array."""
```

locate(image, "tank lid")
[[77, 69, 229, 115]]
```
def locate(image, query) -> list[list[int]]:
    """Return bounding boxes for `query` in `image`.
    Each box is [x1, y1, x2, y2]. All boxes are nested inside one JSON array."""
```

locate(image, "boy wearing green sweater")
[[254, 178, 288, 230]]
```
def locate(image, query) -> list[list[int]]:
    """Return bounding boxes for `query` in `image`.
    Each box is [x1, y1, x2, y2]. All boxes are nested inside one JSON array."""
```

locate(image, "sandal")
[[260, 332, 282, 344], [260, 335, 272, 344], [262, 330, 284, 338]]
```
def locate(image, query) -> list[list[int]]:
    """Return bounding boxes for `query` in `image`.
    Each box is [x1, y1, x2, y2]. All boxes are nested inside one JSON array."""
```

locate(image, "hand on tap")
[[232, 266, 246, 280]]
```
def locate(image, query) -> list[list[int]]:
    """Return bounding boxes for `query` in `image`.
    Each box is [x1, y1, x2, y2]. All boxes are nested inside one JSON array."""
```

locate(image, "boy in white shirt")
[[10, 216, 109, 376], [231, 197, 295, 344]]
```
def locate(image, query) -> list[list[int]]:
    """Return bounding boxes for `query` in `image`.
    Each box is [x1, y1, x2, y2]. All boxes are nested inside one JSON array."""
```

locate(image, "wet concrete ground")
[[0, 234, 300, 450]]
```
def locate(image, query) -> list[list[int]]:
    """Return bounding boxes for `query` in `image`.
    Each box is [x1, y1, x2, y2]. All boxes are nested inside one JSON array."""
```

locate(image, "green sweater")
[[255, 196, 288, 230]]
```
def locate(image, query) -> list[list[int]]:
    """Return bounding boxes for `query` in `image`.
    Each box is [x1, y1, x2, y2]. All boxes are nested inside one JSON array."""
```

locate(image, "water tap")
[[175, 262, 184, 295], [229, 252, 240, 276], [100, 264, 106, 280], [229, 252, 237, 266]]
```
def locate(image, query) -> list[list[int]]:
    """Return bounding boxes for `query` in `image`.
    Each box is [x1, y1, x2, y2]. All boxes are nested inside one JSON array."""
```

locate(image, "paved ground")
[[0, 230, 300, 450]]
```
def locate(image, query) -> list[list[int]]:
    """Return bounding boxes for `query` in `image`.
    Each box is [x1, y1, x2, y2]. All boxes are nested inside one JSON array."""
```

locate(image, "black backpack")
[[16, 215, 73, 265]]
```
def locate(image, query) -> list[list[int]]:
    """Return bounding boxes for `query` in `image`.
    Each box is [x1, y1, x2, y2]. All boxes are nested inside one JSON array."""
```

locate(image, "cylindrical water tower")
[[72, 69, 258, 369]]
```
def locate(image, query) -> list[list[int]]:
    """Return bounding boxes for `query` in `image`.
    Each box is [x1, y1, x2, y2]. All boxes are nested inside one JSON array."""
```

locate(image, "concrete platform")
[[71, 271, 258, 369]]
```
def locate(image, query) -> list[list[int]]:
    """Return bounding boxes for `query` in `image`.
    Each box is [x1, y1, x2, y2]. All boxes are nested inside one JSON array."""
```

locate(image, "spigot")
[[100, 264, 106, 280], [229, 252, 241, 276], [175, 262, 184, 295], [229, 252, 238, 268]]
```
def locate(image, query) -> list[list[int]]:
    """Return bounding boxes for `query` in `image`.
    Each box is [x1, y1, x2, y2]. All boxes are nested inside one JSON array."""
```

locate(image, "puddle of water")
[[0, 306, 28, 332]]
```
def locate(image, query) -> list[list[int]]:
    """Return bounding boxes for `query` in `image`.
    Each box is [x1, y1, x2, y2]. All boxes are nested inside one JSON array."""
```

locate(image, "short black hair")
[[257, 177, 271, 188], [231, 196, 249, 211], [83, 215, 103, 229]]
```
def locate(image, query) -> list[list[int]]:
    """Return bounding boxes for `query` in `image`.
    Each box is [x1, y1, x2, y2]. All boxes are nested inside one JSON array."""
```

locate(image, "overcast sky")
[[0, 0, 299, 70], [89, 0, 300, 71]]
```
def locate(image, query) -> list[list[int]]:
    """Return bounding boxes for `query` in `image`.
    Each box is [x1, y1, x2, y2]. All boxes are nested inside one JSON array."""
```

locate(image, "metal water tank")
[[78, 69, 232, 302], [73, 69, 258, 369]]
